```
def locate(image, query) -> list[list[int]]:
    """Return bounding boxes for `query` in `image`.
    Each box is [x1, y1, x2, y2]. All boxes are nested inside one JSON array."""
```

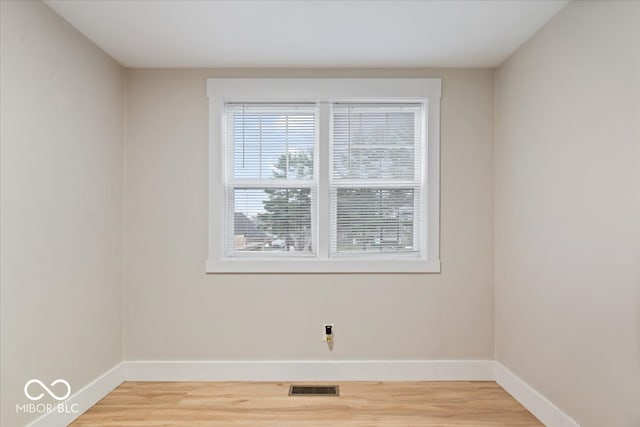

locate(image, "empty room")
[[1, 0, 638, 426]]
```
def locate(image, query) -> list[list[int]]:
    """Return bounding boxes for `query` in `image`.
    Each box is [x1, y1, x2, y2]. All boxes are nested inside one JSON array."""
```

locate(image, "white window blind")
[[330, 103, 424, 256], [224, 103, 317, 255]]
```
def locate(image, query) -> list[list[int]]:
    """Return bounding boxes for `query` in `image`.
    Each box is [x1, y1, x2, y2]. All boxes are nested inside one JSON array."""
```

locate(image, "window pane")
[[233, 188, 313, 253], [334, 188, 415, 253], [230, 105, 315, 180], [332, 105, 419, 180]]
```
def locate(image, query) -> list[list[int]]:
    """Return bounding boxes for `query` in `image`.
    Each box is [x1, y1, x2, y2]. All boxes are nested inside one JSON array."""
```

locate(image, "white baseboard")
[[495, 362, 580, 427], [27, 360, 580, 427], [28, 362, 125, 427], [124, 359, 495, 382]]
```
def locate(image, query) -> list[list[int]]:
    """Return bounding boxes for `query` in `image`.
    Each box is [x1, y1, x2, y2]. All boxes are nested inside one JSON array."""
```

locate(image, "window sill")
[[205, 258, 441, 274]]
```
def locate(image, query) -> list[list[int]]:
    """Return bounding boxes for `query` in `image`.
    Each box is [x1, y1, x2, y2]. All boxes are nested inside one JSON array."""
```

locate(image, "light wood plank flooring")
[[71, 381, 542, 426]]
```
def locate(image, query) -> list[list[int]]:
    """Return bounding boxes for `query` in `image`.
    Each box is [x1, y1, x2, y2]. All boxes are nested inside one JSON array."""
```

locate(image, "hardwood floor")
[[71, 381, 542, 426]]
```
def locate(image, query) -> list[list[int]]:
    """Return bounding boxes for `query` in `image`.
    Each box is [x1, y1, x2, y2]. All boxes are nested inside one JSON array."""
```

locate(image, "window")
[[207, 78, 441, 273], [225, 104, 317, 256], [330, 103, 423, 257]]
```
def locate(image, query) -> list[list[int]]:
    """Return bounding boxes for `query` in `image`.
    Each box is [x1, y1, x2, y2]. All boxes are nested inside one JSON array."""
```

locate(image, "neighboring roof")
[[234, 212, 268, 240]]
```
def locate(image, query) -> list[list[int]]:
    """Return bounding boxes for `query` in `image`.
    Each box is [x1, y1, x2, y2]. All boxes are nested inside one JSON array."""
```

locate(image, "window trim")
[[206, 78, 441, 273]]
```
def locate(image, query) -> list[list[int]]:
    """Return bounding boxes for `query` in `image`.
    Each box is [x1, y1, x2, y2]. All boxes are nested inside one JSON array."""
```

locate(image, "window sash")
[[331, 103, 423, 183], [225, 103, 317, 183], [329, 187, 422, 256], [226, 186, 317, 257]]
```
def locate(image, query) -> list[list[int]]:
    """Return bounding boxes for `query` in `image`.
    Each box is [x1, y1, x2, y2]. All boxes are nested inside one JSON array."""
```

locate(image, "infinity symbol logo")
[[24, 379, 71, 401]]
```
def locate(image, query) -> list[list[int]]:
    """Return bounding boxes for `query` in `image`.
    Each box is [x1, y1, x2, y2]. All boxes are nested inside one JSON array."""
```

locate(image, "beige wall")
[[13, 1, 638, 425], [495, 1, 640, 426], [0, 1, 124, 426], [124, 68, 495, 360]]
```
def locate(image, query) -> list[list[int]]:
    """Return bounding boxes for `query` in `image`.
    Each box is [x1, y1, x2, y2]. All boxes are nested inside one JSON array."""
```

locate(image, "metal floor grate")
[[289, 385, 340, 396]]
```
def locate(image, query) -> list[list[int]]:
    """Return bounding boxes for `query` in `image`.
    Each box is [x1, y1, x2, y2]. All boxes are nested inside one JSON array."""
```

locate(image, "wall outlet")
[[323, 324, 334, 342]]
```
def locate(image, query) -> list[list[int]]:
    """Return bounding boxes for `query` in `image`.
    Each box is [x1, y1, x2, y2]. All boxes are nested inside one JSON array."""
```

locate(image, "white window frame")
[[223, 103, 319, 258], [206, 78, 441, 273]]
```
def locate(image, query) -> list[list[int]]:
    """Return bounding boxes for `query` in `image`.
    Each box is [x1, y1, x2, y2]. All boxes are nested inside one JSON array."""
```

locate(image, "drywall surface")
[[123, 68, 495, 361], [495, 1, 640, 426], [0, 1, 124, 425]]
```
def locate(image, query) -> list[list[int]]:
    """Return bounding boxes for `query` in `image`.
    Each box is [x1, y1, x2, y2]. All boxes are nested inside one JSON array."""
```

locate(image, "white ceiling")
[[44, 0, 568, 69]]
